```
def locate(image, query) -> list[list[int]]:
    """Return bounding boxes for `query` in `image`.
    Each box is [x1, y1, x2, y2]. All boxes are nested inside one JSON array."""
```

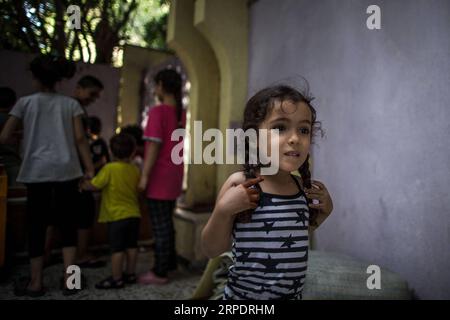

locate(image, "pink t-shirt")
[[143, 104, 186, 200]]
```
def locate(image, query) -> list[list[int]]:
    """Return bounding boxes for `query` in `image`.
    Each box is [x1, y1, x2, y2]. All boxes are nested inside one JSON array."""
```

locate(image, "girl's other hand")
[[217, 176, 263, 216], [305, 180, 333, 216], [138, 176, 148, 193]]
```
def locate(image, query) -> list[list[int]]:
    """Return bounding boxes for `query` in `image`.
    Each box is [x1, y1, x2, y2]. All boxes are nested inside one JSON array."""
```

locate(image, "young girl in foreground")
[[201, 85, 334, 300]]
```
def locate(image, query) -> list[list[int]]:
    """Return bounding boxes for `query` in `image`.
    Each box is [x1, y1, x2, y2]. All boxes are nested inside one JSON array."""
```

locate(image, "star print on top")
[[224, 175, 309, 300]]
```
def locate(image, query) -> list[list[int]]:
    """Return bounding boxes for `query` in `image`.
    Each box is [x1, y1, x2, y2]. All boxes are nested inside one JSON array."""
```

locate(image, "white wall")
[[249, 0, 450, 299], [0, 49, 120, 143]]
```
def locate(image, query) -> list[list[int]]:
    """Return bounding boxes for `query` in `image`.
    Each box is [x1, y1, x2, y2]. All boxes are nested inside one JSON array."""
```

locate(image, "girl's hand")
[[79, 177, 93, 192], [138, 176, 148, 193], [217, 176, 263, 216], [305, 180, 333, 217], [80, 179, 89, 191]]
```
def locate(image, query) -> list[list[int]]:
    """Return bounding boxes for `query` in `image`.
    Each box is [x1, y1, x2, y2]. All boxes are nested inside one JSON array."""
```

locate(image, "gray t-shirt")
[[9, 92, 84, 183]]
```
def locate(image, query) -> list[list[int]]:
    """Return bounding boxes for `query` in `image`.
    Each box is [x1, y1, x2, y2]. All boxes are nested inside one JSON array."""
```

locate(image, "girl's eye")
[[299, 127, 310, 135], [272, 124, 286, 132]]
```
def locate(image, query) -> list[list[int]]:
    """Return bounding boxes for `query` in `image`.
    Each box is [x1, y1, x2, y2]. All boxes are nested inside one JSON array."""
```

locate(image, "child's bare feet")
[[138, 271, 169, 285]]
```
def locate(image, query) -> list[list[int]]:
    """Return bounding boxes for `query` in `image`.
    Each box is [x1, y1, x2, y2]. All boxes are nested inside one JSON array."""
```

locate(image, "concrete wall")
[[0, 49, 120, 143], [248, 0, 450, 299]]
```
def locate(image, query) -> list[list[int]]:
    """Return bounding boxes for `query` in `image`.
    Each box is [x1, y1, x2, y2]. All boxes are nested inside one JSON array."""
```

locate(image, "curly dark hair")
[[240, 84, 323, 226], [30, 54, 76, 89]]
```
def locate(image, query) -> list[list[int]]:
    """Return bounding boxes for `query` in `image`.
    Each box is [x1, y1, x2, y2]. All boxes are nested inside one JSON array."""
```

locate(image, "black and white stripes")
[[224, 182, 309, 300]]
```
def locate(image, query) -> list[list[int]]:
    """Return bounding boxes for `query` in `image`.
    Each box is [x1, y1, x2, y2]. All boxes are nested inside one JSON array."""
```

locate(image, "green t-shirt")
[[91, 161, 141, 223]]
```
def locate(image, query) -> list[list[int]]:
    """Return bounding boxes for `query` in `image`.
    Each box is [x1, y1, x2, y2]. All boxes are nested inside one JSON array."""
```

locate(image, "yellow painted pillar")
[[167, 0, 220, 209], [118, 45, 173, 127], [194, 0, 249, 192]]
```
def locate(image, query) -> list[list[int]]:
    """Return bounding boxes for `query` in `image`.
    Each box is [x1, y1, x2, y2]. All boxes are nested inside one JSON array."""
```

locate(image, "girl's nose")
[[288, 132, 300, 145]]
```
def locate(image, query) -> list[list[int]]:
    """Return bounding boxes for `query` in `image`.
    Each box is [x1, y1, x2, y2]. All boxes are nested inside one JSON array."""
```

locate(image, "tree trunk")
[[93, 19, 118, 64]]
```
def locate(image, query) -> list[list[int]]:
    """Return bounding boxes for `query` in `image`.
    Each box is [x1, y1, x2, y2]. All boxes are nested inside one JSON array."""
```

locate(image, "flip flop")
[[13, 277, 46, 297], [95, 276, 124, 289]]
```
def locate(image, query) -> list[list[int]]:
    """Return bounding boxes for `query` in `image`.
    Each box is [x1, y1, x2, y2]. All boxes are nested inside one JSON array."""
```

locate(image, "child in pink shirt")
[[138, 69, 185, 285]]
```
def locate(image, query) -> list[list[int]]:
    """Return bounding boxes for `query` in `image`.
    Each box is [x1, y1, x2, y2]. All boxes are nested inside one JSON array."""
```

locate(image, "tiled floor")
[[0, 247, 203, 300]]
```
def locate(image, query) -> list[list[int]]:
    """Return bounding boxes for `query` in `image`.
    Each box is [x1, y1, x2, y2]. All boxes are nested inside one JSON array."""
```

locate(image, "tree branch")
[[13, 0, 40, 51], [114, 0, 137, 34]]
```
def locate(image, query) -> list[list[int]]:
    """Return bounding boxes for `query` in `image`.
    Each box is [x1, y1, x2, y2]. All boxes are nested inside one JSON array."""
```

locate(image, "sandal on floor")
[[123, 273, 137, 284], [14, 277, 46, 297], [95, 276, 124, 289]]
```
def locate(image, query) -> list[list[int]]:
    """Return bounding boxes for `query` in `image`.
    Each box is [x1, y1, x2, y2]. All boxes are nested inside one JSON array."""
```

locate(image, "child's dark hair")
[[30, 54, 76, 89], [242, 84, 322, 226], [87, 116, 102, 135], [120, 124, 144, 147], [110, 133, 136, 160], [0, 87, 17, 110], [77, 75, 104, 90], [154, 68, 183, 128]]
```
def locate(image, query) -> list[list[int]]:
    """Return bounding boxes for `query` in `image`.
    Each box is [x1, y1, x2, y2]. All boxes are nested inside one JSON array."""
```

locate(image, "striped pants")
[[147, 198, 178, 277]]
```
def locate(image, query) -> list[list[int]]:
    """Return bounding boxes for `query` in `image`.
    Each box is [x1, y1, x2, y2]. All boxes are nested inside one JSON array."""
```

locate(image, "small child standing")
[[201, 85, 334, 300], [82, 133, 141, 289]]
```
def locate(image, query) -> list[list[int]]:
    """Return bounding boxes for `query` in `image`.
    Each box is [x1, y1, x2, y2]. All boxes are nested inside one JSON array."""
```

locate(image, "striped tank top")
[[223, 175, 309, 300]]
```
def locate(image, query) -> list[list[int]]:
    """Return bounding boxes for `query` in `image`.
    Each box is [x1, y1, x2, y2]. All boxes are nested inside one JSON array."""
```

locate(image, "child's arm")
[[201, 172, 263, 258], [138, 141, 160, 192], [73, 115, 95, 178], [0, 116, 20, 145], [80, 178, 99, 192]]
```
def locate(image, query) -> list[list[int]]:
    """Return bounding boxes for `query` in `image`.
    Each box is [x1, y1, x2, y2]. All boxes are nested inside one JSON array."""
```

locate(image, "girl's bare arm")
[[138, 141, 160, 192], [201, 172, 262, 258], [73, 115, 95, 178]]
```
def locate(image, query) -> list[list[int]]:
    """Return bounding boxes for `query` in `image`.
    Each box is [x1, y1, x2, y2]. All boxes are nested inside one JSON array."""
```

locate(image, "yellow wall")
[[168, 0, 249, 200], [167, 0, 220, 209], [194, 0, 249, 191]]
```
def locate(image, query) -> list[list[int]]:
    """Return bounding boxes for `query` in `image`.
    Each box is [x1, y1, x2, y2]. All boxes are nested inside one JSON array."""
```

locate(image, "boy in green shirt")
[[82, 133, 141, 289]]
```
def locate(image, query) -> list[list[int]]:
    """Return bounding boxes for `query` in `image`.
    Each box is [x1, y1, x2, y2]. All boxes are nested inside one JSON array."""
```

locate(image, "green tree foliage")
[[0, 0, 169, 64]]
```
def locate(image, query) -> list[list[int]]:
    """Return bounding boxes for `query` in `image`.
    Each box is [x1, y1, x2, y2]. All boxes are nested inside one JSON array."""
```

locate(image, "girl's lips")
[[284, 151, 300, 157]]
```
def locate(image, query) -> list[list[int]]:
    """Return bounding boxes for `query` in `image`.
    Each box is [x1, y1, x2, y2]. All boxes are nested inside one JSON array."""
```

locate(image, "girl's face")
[[75, 86, 102, 106], [259, 100, 312, 174], [154, 82, 164, 102]]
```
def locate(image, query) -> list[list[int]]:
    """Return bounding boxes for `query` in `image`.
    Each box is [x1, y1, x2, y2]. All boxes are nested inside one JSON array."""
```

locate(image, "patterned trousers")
[[147, 198, 178, 277]]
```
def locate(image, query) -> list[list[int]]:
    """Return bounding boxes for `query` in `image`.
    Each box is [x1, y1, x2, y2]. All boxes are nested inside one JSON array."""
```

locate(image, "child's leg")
[[43, 226, 54, 265], [111, 252, 125, 280], [62, 247, 77, 286], [25, 182, 52, 291], [54, 179, 80, 287], [94, 221, 125, 289], [107, 219, 131, 279], [147, 199, 176, 278], [77, 229, 91, 260], [125, 218, 140, 275], [76, 191, 96, 263], [125, 248, 138, 275], [29, 257, 44, 291]]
